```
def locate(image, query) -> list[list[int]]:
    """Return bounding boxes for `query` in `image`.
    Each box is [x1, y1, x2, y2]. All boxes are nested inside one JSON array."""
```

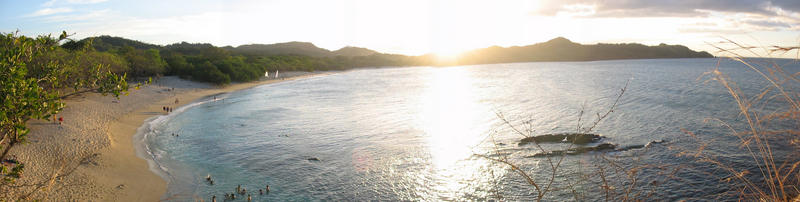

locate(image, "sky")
[[1, 0, 799, 57]]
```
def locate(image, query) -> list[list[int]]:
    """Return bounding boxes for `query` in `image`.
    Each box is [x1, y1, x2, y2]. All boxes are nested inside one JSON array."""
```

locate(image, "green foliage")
[[117, 46, 167, 77], [0, 32, 130, 183], [63, 35, 160, 52], [163, 53, 193, 78], [192, 61, 230, 84]]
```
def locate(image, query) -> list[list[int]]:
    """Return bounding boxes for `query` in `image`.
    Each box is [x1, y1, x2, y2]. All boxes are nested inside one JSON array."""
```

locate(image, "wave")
[[132, 94, 230, 184]]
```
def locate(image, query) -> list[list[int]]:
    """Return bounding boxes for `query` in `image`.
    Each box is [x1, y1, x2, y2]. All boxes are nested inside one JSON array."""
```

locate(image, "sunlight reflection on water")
[[417, 67, 495, 198]]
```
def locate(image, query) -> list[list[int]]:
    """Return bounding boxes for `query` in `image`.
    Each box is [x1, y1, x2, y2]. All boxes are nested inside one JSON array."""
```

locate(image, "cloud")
[[41, 9, 110, 23], [41, 0, 58, 7], [41, 0, 108, 6], [742, 19, 792, 29], [531, 0, 800, 32], [532, 0, 800, 17], [65, 0, 108, 4], [27, 7, 74, 17]]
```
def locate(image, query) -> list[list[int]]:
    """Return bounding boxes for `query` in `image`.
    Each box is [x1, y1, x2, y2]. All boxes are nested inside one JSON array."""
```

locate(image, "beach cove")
[[6, 72, 325, 201], [138, 59, 799, 201]]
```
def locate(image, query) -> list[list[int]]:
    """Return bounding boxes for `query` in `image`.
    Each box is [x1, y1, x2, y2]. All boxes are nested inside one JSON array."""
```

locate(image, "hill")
[[62, 35, 161, 51], [230, 42, 332, 57], [227, 42, 380, 57], [56, 35, 714, 84], [332, 46, 379, 56], [457, 37, 713, 64]]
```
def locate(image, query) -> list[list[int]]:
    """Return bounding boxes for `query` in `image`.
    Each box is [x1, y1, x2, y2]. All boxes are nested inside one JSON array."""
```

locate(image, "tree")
[[193, 61, 230, 84], [118, 46, 167, 77], [0, 32, 131, 183], [163, 53, 194, 78]]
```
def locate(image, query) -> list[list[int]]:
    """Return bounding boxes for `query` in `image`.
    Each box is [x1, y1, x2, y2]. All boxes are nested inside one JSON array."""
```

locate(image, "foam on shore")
[[132, 95, 226, 183]]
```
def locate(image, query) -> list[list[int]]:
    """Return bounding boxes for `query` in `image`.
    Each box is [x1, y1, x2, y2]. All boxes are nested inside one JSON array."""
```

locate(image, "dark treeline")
[[62, 36, 432, 84], [59, 35, 712, 85]]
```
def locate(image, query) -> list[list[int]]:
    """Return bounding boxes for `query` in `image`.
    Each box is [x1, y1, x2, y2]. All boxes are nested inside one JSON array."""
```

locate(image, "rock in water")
[[519, 133, 603, 146]]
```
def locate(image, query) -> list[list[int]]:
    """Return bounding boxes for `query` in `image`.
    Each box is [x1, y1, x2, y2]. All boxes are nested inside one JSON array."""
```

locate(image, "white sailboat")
[[274, 70, 279, 79], [264, 71, 269, 77]]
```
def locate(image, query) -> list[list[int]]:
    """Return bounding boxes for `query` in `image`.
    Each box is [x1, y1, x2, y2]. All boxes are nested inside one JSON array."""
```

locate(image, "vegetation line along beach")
[[5, 72, 324, 201]]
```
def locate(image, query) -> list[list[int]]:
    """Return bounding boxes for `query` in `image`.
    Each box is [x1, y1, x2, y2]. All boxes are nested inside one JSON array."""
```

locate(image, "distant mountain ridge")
[[225, 42, 379, 57], [57, 35, 715, 84], [229, 42, 332, 57], [457, 37, 713, 64], [70, 36, 712, 65], [332, 46, 379, 57]]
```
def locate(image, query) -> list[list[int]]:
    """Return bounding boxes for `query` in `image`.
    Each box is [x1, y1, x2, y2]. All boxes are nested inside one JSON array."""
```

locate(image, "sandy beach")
[[4, 72, 325, 201]]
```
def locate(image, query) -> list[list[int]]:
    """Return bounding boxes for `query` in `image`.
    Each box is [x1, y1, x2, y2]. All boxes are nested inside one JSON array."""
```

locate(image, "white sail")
[[264, 71, 269, 77], [275, 70, 279, 79]]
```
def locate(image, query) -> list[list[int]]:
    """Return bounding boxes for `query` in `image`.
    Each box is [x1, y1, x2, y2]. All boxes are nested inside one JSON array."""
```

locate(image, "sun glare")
[[432, 49, 465, 64], [420, 67, 478, 167], [417, 67, 492, 195]]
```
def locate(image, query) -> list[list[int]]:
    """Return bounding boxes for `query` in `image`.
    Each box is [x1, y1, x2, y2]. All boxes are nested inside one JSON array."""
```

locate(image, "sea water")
[[138, 58, 799, 201]]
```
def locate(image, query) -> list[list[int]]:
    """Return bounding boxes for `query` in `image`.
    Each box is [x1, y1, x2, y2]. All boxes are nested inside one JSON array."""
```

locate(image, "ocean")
[[138, 58, 799, 201]]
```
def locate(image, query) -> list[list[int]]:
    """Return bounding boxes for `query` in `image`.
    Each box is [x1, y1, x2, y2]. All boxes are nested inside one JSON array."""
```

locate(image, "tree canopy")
[[0, 32, 132, 183]]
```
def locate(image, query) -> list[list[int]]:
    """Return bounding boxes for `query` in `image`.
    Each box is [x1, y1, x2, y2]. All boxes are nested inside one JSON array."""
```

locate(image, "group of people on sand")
[[162, 98, 179, 113], [211, 182, 270, 202]]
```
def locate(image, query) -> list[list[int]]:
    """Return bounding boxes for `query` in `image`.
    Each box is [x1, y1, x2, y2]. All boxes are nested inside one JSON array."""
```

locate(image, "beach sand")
[[4, 72, 325, 201]]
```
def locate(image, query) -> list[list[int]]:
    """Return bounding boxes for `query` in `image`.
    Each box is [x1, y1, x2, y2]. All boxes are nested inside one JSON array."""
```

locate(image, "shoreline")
[[7, 72, 330, 201]]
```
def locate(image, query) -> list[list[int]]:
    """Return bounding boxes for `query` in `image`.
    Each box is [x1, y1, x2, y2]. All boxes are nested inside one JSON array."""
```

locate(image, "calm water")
[[139, 58, 799, 201]]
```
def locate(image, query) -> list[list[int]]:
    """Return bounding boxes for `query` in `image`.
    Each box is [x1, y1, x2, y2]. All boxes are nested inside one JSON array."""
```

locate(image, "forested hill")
[[226, 42, 380, 57], [458, 37, 713, 64], [59, 35, 712, 85], [61, 36, 424, 85], [229, 42, 333, 57]]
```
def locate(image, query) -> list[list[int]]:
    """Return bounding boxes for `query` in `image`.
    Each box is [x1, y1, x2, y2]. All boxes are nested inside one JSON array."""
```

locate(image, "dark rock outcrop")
[[526, 139, 667, 158], [519, 133, 603, 146]]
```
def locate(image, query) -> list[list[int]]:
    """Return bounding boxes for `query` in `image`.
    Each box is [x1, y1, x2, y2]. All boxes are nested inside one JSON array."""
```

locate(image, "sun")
[[432, 47, 466, 65]]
